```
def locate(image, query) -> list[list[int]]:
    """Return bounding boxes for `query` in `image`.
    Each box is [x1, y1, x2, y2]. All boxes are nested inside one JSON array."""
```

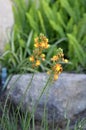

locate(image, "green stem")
[[26, 75, 52, 128]]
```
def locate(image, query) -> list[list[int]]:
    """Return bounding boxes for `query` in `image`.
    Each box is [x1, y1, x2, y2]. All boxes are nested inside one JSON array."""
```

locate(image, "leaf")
[[26, 13, 38, 31], [1, 74, 12, 91], [66, 17, 74, 32], [10, 30, 15, 52], [60, 0, 76, 22], [26, 30, 33, 48], [46, 37, 67, 59], [37, 11, 46, 34], [41, 0, 55, 21], [50, 20, 65, 37], [57, 12, 66, 29], [78, 14, 86, 40], [24, 31, 33, 58], [67, 34, 85, 66]]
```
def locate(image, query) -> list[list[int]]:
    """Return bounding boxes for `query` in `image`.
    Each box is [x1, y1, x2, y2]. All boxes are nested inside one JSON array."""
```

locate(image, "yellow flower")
[[64, 59, 68, 63], [54, 74, 58, 80], [53, 64, 63, 74], [58, 53, 64, 58], [41, 54, 45, 57], [47, 70, 51, 75], [45, 43, 50, 49], [39, 42, 49, 49], [51, 55, 59, 61], [29, 56, 34, 62], [40, 42, 46, 48], [34, 37, 38, 43], [56, 64, 62, 73], [35, 60, 41, 66], [40, 54, 45, 61], [45, 38, 48, 43], [34, 43, 39, 48]]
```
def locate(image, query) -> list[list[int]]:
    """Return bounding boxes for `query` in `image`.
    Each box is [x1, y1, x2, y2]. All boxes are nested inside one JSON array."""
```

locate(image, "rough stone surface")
[[6, 73, 86, 126], [0, 0, 13, 53]]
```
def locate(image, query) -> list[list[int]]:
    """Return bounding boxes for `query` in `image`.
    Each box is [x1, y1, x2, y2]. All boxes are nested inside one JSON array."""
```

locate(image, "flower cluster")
[[29, 34, 68, 81], [29, 34, 49, 68], [34, 34, 49, 49], [47, 48, 68, 81]]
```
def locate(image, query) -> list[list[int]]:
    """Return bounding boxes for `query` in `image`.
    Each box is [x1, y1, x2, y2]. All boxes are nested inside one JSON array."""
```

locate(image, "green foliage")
[[0, 31, 37, 74], [3, 0, 86, 73]]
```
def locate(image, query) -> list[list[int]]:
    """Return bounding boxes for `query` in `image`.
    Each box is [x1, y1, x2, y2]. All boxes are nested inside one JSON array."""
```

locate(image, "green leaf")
[[37, 11, 46, 34], [67, 34, 85, 66], [57, 12, 66, 29], [24, 31, 33, 58], [60, 0, 76, 22], [26, 13, 38, 31], [49, 20, 65, 37], [46, 37, 66, 59], [10, 30, 15, 52]]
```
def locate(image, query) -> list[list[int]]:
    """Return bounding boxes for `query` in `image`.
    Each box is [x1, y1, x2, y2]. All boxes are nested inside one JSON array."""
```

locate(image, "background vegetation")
[[0, 0, 86, 73], [5, 0, 85, 73]]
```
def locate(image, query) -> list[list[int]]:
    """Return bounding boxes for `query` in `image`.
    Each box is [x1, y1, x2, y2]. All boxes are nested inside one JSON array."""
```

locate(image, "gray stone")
[[0, 0, 13, 53], [6, 73, 86, 124]]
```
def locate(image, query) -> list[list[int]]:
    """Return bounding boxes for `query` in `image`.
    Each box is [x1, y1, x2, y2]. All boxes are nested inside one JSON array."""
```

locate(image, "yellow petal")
[[64, 59, 68, 63], [29, 56, 34, 62], [34, 43, 39, 48], [54, 74, 58, 80], [35, 60, 40, 66]]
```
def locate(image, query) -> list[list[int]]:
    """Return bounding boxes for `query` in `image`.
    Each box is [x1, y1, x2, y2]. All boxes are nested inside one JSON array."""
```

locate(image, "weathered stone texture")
[[0, 0, 13, 53], [6, 73, 86, 126]]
